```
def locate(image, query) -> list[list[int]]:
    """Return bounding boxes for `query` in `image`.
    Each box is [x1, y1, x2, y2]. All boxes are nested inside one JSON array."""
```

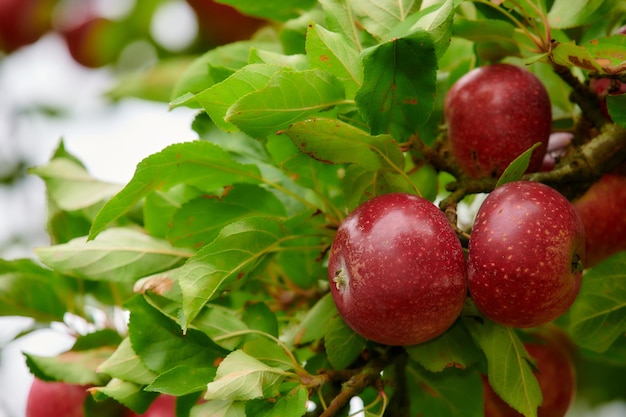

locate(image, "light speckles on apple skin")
[[468, 181, 586, 328], [327, 193, 467, 346]]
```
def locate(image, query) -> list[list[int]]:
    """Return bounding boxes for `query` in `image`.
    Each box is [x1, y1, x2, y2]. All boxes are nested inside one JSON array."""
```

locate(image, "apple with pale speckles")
[[327, 193, 467, 346], [468, 181, 585, 328], [444, 64, 551, 179]]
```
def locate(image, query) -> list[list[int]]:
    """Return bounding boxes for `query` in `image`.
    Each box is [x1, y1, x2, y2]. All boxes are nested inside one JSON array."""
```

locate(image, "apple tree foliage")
[[3, 0, 626, 416]]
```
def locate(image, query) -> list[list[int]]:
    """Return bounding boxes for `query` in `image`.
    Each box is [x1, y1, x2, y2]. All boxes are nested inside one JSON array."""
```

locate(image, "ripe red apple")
[[26, 378, 89, 417], [444, 64, 551, 179], [482, 328, 576, 417], [60, 16, 120, 68], [0, 0, 55, 52], [573, 172, 626, 268], [468, 181, 585, 328], [186, 0, 267, 47], [125, 394, 176, 417], [327, 192, 467, 346]]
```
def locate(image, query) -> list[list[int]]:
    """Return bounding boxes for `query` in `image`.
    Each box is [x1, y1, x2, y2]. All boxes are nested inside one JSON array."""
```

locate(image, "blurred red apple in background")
[[186, 0, 267, 47], [26, 378, 89, 417], [126, 394, 176, 417], [0, 0, 56, 52]]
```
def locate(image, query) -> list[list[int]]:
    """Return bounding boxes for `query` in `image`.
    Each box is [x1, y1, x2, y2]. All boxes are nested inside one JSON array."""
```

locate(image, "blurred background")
[[1, 1, 625, 416], [0, 0, 270, 415]]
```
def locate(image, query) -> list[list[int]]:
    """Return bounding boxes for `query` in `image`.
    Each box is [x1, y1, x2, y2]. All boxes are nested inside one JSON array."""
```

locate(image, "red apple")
[[0, 0, 55, 52], [327, 192, 467, 346], [26, 378, 89, 417], [444, 64, 551, 179], [125, 394, 176, 417], [186, 0, 267, 47], [482, 328, 576, 417], [573, 172, 626, 267], [60, 16, 120, 68], [468, 181, 585, 328]]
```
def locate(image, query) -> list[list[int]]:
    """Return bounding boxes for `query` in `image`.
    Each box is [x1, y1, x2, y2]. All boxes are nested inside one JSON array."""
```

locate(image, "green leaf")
[[324, 315, 366, 369], [496, 142, 543, 187], [89, 141, 263, 239], [195, 64, 282, 132], [607, 93, 626, 128], [127, 295, 228, 374], [580, 34, 626, 75], [306, 23, 362, 96], [356, 31, 437, 141], [242, 302, 279, 338], [283, 117, 405, 171], [242, 338, 295, 371], [92, 379, 159, 415], [286, 293, 337, 346], [548, 0, 615, 29], [567, 253, 626, 353], [192, 305, 249, 350], [25, 347, 113, 386], [36, 228, 192, 283], [216, 0, 317, 21], [179, 216, 287, 328], [192, 400, 246, 417], [225, 68, 346, 138], [408, 366, 483, 417], [451, 17, 520, 58], [97, 338, 158, 385], [317, 0, 369, 51], [245, 384, 309, 417], [350, 0, 420, 40], [465, 318, 542, 417], [30, 158, 122, 211], [146, 365, 216, 396], [143, 185, 201, 239], [204, 350, 291, 401], [406, 321, 481, 372], [551, 41, 602, 72], [342, 164, 417, 210], [0, 258, 74, 322], [168, 184, 286, 249]]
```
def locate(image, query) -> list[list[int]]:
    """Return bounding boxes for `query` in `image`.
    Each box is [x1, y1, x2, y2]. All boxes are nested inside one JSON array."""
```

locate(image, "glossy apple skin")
[[483, 329, 576, 417], [444, 64, 551, 179], [125, 394, 176, 417], [328, 193, 467, 346], [468, 181, 585, 328], [186, 0, 267, 47], [0, 0, 55, 52], [26, 379, 89, 417], [573, 173, 626, 268]]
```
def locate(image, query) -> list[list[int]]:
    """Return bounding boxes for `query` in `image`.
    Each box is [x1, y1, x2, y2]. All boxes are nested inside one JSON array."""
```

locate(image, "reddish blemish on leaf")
[[320, 54, 330, 62]]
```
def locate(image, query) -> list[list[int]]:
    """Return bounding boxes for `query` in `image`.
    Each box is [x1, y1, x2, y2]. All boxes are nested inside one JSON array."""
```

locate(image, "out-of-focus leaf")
[[580, 35, 626, 75], [91, 379, 159, 415], [25, 347, 113, 386], [127, 295, 227, 374], [406, 321, 481, 372], [452, 17, 520, 58], [204, 350, 291, 401], [324, 315, 366, 369], [225, 68, 346, 138], [0, 258, 75, 322], [548, 0, 620, 29], [97, 338, 158, 386], [216, 0, 317, 21], [464, 318, 541, 417], [179, 216, 287, 328], [89, 141, 263, 239], [607, 93, 626, 128], [30, 158, 122, 211], [286, 293, 337, 346], [36, 228, 192, 283], [306, 23, 362, 96], [146, 365, 216, 396], [355, 31, 437, 142], [567, 253, 626, 353]]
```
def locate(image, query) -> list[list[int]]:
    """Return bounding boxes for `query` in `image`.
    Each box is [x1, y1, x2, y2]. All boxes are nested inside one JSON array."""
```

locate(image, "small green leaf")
[[324, 315, 366, 369], [342, 164, 417, 210], [179, 216, 287, 327], [225, 68, 346, 138], [89, 141, 263, 239], [567, 253, 626, 353], [245, 384, 309, 417], [192, 399, 246, 417], [146, 365, 217, 396], [192, 305, 249, 350], [287, 293, 337, 346], [580, 35, 626, 75], [350, 0, 420, 40], [36, 228, 192, 283], [496, 142, 543, 188], [607, 93, 626, 129], [97, 338, 158, 385], [216, 0, 317, 21], [551, 41, 602, 72], [356, 31, 437, 141], [465, 318, 541, 417], [204, 350, 291, 401], [548, 0, 620, 29], [243, 302, 279, 338]]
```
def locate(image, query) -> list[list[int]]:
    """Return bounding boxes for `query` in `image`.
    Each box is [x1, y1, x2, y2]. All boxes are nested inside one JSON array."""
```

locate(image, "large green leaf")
[[548, 0, 616, 29], [285, 292, 337, 346], [324, 314, 366, 369], [146, 365, 217, 396], [0, 258, 75, 322], [179, 216, 287, 328], [355, 31, 437, 142], [245, 384, 309, 417], [306, 23, 362, 96], [465, 318, 542, 417], [567, 253, 626, 353], [607, 94, 626, 128], [97, 338, 158, 385], [191, 400, 246, 417], [36, 228, 192, 283], [215, 0, 317, 21], [89, 141, 263, 239], [204, 350, 292, 401], [225, 68, 346, 138], [25, 347, 114, 386], [350, 0, 421, 40]]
